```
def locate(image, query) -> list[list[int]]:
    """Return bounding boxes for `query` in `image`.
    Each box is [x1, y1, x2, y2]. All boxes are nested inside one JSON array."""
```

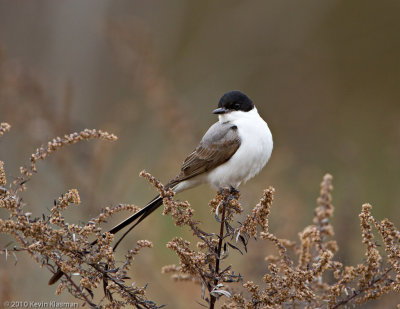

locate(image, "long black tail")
[[48, 195, 164, 285], [108, 195, 163, 235], [108, 195, 163, 249]]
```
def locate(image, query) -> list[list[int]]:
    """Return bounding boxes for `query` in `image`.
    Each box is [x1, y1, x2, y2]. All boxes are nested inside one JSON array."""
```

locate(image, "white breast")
[[206, 108, 273, 188]]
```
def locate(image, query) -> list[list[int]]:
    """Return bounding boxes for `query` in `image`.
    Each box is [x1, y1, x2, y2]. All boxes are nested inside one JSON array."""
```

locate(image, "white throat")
[[207, 106, 272, 188], [218, 107, 260, 123]]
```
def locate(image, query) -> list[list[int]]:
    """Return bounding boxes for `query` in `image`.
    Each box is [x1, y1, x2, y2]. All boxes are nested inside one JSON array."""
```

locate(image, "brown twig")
[[209, 192, 227, 309], [331, 267, 393, 309], [63, 272, 97, 308]]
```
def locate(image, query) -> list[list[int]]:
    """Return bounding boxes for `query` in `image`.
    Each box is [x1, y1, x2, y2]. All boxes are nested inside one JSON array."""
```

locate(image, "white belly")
[[206, 112, 273, 188]]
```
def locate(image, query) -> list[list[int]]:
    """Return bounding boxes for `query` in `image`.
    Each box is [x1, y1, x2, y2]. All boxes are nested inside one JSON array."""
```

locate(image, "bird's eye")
[[233, 103, 240, 109]]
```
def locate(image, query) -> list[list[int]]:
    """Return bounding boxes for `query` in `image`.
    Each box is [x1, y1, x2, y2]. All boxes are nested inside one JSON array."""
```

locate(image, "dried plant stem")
[[2, 120, 399, 309], [331, 267, 392, 309], [210, 195, 227, 309], [0, 125, 159, 308], [63, 272, 96, 307]]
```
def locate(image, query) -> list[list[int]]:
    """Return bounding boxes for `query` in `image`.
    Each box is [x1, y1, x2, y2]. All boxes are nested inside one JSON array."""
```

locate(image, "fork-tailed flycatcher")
[[48, 90, 273, 285]]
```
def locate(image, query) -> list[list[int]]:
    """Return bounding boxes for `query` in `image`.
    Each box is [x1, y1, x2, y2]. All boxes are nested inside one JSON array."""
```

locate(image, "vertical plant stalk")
[[64, 272, 96, 307], [209, 194, 227, 309]]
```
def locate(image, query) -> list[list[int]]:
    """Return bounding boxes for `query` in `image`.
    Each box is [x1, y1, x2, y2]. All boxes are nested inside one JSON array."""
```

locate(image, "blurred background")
[[0, 1, 399, 308]]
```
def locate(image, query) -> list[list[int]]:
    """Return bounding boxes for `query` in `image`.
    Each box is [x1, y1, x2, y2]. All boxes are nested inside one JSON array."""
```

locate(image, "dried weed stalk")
[[142, 168, 245, 308], [1, 122, 399, 308], [0, 124, 158, 308], [151, 173, 400, 308]]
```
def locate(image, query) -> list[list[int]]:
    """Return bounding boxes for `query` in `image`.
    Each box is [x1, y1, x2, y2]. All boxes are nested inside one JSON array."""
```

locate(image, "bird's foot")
[[229, 185, 239, 195], [217, 187, 224, 195], [217, 186, 239, 199]]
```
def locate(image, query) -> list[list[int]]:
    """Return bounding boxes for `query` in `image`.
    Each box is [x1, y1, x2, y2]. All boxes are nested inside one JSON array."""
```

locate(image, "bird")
[[48, 90, 273, 285]]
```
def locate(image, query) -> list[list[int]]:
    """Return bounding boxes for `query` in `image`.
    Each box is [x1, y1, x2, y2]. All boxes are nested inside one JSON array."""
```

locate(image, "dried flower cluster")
[[0, 122, 11, 137], [1, 123, 399, 308], [148, 173, 399, 308], [0, 125, 158, 308], [138, 171, 243, 308], [0, 160, 6, 186], [17, 128, 117, 181], [220, 175, 400, 308]]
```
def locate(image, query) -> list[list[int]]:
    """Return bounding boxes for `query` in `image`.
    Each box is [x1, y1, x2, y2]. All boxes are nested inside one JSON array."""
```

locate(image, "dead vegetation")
[[0, 122, 399, 308]]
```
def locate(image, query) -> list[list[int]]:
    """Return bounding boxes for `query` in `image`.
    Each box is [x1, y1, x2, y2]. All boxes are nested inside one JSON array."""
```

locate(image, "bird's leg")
[[228, 186, 240, 201], [217, 186, 228, 195], [218, 186, 239, 195]]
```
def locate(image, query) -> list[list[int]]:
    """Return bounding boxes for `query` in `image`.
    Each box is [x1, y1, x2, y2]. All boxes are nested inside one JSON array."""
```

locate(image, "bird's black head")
[[213, 90, 254, 114]]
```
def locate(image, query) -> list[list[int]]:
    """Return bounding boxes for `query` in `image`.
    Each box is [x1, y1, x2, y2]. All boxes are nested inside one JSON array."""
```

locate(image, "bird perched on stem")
[[49, 90, 273, 285]]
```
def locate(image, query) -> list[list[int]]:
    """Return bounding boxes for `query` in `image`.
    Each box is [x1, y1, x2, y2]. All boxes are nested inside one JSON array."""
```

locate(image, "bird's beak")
[[212, 107, 228, 114]]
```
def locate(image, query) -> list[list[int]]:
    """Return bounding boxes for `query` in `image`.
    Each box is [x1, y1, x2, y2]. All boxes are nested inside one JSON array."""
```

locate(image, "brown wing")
[[166, 122, 241, 188]]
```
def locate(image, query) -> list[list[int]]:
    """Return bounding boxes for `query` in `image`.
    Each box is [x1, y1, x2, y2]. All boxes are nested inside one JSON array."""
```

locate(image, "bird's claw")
[[229, 185, 239, 195]]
